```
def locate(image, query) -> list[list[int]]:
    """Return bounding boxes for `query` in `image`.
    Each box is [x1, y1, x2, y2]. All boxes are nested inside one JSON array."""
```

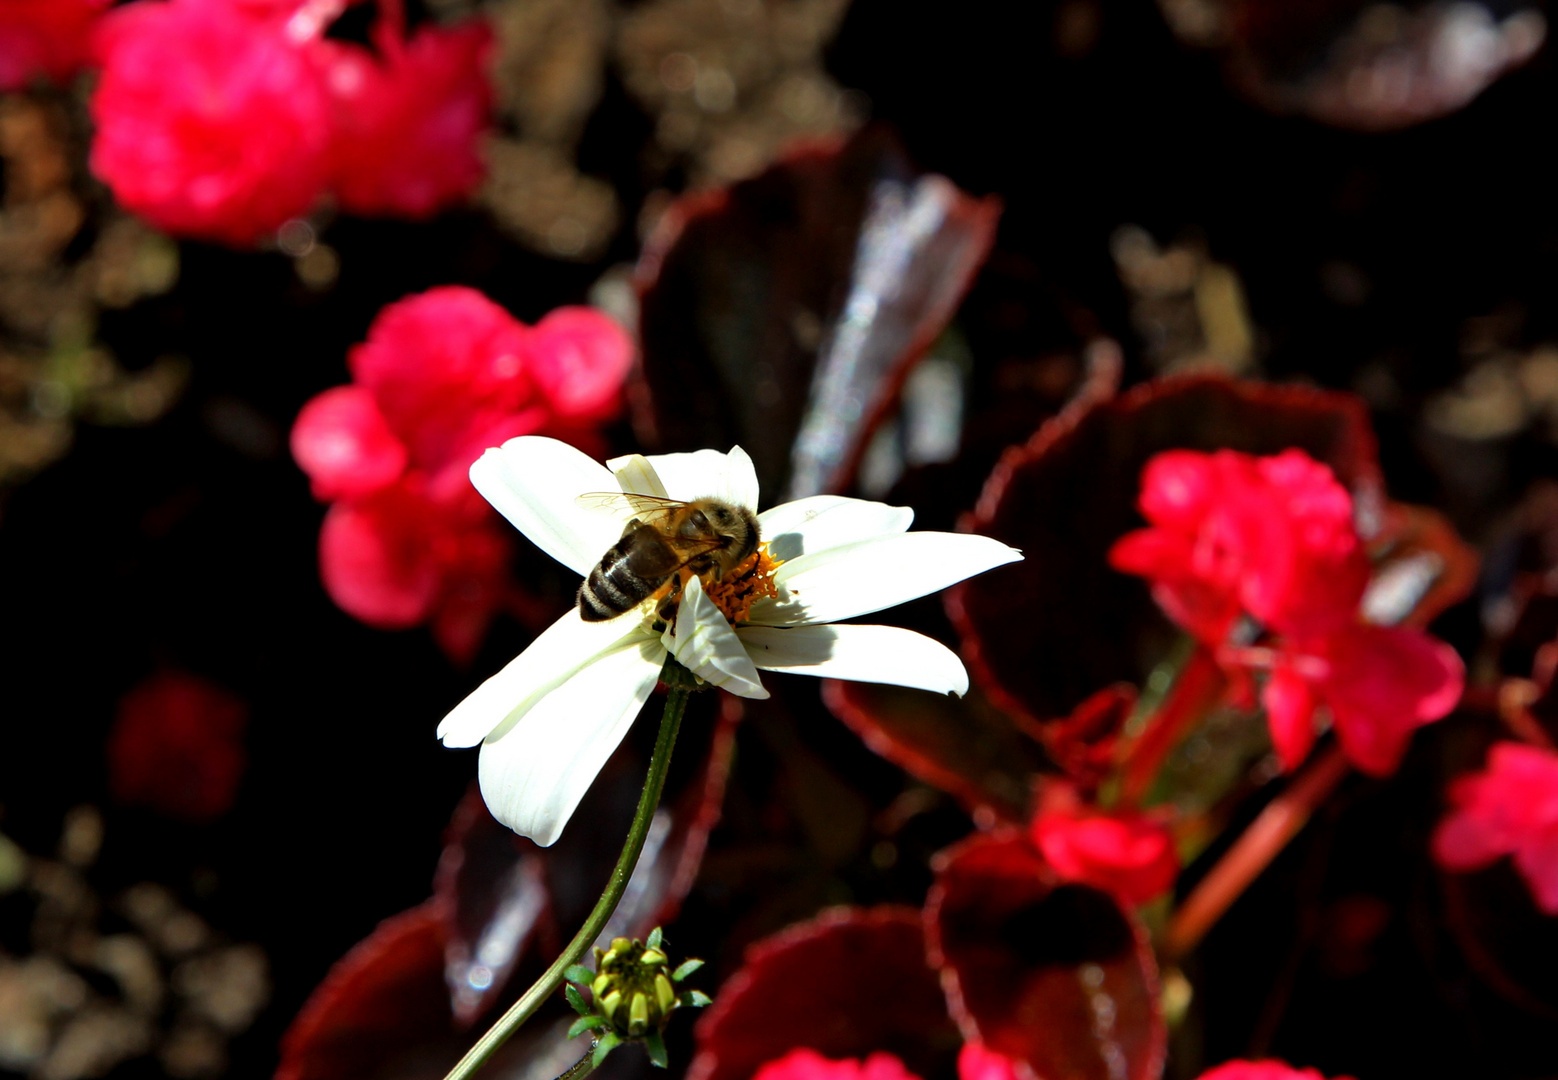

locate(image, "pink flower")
[[1196, 1062, 1349, 1080], [1029, 783, 1179, 904], [1110, 449, 1369, 644], [1261, 625, 1464, 775], [293, 286, 632, 661], [1113, 447, 1463, 776], [0, 0, 111, 90], [953, 1044, 1022, 1080], [318, 19, 492, 219], [89, 0, 333, 246], [109, 672, 248, 822], [753, 1051, 923, 1080], [1433, 741, 1558, 914]]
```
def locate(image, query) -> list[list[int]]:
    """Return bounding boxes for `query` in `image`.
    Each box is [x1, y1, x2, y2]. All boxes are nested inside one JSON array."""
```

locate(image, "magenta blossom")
[[1111, 447, 1463, 776], [1434, 740, 1558, 914], [1196, 1061, 1351, 1080], [292, 286, 631, 662], [90, 0, 334, 246], [0, 0, 111, 90]]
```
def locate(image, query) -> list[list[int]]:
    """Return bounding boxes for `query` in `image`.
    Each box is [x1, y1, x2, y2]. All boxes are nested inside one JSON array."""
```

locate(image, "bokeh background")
[[6, 0, 1558, 1077]]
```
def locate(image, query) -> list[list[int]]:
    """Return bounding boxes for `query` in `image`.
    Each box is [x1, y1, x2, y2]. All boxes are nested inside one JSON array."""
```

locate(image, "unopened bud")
[[583, 929, 705, 1040]]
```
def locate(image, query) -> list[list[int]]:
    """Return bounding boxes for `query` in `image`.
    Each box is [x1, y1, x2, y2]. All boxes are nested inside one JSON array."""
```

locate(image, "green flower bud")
[[582, 928, 708, 1044]]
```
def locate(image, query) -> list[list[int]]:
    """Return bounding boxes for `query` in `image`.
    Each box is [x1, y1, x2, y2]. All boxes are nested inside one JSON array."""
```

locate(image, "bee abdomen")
[[578, 557, 655, 621]]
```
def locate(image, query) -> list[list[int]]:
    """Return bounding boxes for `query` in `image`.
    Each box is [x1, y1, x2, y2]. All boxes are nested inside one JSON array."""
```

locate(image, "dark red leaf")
[[633, 125, 1000, 500], [275, 902, 454, 1080], [822, 679, 1043, 824], [689, 906, 960, 1080], [433, 789, 550, 1027], [1366, 502, 1480, 631], [949, 374, 1382, 725], [1211, 0, 1543, 131], [925, 830, 1165, 1080], [1039, 684, 1137, 795]]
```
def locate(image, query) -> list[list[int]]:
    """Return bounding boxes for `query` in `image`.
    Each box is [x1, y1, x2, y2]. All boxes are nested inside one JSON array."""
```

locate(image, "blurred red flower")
[[1030, 783, 1179, 905], [292, 286, 633, 661], [318, 20, 492, 219], [0, 0, 111, 90], [1196, 1062, 1348, 1080], [1433, 740, 1558, 914], [1112, 448, 1463, 776], [754, 1051, 924, 1080], [89, 0, 334, 246], [109, 671, 248, 822], [88, 0, 493, 245]]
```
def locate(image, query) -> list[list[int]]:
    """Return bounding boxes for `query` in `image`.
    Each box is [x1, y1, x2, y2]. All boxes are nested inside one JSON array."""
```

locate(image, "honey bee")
[[575, 493, 760, 622]]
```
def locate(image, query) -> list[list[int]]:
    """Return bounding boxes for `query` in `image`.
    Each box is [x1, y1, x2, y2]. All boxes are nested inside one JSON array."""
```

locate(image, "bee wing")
[[575, 491, 688, 522]]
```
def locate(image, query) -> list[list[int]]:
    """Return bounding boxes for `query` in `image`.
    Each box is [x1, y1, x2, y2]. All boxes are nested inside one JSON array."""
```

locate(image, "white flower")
[[438, 436, 1023, 846]]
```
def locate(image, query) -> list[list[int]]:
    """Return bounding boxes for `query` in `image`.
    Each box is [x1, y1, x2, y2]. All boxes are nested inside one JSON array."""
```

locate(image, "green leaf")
[[564, 965, 596, 987], [567, 1015, 606, 1040], [644, 1031, 669, 1069], [565, 985, 592, 1015], [671, 959, 704, 982], [646, 927, 664, 950], [682, 990, 712, 1008], [593, 1033, 622, 1070]]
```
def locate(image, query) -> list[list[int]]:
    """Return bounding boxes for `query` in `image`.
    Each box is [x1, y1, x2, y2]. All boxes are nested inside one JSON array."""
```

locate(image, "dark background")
[[5, 0, 1558, 1076]]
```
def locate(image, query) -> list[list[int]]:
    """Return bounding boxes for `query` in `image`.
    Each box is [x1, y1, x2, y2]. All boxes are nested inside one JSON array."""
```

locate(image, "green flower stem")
[[442, 659, 695, 1080]]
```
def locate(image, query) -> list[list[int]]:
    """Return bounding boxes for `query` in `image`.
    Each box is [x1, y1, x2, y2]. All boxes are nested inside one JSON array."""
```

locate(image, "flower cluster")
[[1110, 448, 1464, 776], [292, 287, 632, 663], [1433, 740, 1558, 914], [439, 437, 1021, 845], [89, 0, 492, 246], [748, 1049, 1346, 1080], [0, 0, 110, 90]]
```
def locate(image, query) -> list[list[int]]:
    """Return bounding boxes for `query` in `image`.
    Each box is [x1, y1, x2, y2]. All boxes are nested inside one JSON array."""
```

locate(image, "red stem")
[[1163, 743, 1350, 961], [372, 0, 407, 64], [1117, 647, 1227, 807]]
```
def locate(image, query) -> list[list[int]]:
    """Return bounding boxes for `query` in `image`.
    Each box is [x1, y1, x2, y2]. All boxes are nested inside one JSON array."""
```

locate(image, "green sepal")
[[646, 927, 664, 950], [681, 990, 712, 1008], [568, 1014, 607, 1040], [644, 1031, 669, 1069], [564, 965, 596, 987], [671, 959, 704, 982], [592, 1032, 622, 1070], [565, 984, 592, 1016]]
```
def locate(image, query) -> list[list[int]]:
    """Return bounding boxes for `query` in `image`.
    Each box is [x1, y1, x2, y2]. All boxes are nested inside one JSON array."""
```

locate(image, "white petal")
[[739, 623, 970, 696], [757, 532, 1023, 625], [477, 635, 665, 846], [663, 576, 768, 699], [607, 453, 670, 499], [757, 496, 915, 562], [634, 447, 761, 511], [471, 437, 622, 576], [438, 612, 652, 748]]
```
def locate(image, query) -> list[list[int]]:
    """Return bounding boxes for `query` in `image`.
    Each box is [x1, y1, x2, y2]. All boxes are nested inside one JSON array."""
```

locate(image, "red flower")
[[1029, 783, 1179, 904], [1433, 740, 1558, 914], [753, 1051, 924, 1080], [0, 0, 111, 90], [108, 672, 248, 822], [1259, 625, 1464, 775], [1110, 449, 1369, 644], [1196, 1062, 1349, 1080], [293, 286, 632, 661], [318, 19, 492, 220], [953, 1045, 1021, 1080], [89, 0, 333, 246], [1113, 447, 1464, 776]]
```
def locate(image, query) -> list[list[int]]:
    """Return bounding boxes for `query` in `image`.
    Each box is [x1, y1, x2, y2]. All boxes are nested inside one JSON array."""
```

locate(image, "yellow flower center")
[[702, 544, 781, 625]]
